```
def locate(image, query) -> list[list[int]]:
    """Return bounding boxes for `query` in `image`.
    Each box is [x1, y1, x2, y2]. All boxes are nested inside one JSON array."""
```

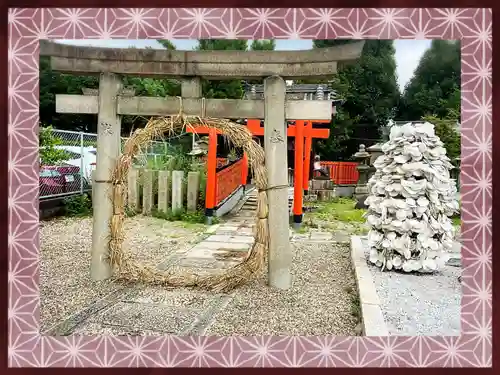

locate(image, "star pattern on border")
[[7, 7, 492, 368]]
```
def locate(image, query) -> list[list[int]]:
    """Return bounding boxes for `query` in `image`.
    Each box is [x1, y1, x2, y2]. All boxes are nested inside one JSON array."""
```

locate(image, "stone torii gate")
[[40, 40, 364, 290]]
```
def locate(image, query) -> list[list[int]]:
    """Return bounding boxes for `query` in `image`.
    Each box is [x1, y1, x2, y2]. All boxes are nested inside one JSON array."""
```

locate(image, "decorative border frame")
[[8, 8, 491, 367]]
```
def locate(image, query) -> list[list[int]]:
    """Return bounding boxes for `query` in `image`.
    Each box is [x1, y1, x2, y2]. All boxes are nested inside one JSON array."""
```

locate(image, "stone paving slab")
[[217, 225, 240, 232], [179, 258, 239, 269], [185, 247, 220, 259], [237, 210, 256, 217], [90, 302, 200, 334], [178, 258, 218, 268], [191, 241, 251, 251], [206, 234, 255, 244], [70, 287, 232, 335], [225, 216, 254, 224], [128, 287, 216, 310], [310, 231, 333, 241]]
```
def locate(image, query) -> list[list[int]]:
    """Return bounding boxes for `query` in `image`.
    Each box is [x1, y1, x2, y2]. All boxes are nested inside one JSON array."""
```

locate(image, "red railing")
[[215, 158, 245, 206], [216, 158, 229, 168], [320, 161, 359, 185], [202, 156, 229, 169]]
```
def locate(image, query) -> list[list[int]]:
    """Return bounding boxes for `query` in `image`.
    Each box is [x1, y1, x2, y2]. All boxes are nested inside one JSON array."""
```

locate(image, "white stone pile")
[[365, 122, 459, 273]]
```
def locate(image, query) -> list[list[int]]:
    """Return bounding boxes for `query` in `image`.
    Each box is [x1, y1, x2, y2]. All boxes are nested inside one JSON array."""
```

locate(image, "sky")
[[57, 39, 432, 91]]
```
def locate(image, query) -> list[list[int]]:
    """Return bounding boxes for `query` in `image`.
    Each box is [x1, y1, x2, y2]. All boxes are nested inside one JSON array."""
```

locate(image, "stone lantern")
[[353, 144, 371, 209], [366, 143, 383, 181], [367, 143, 383, 166], [188, 138, 208, 165]]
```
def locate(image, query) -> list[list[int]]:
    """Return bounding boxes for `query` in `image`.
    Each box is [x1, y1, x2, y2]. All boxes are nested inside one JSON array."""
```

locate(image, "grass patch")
[[452, 216, 461, 227], [305, 197, 366, 224], [350, 294, 361, 320], [290, 221, 309, 234], [151, 207, 219, 226]]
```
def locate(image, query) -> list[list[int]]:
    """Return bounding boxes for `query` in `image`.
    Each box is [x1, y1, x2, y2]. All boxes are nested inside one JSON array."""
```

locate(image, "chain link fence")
[[40, 129, 168, 200]]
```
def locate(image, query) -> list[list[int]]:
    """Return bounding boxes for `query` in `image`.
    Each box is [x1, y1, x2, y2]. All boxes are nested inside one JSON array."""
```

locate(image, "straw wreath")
[[109, 114, 269, 292]]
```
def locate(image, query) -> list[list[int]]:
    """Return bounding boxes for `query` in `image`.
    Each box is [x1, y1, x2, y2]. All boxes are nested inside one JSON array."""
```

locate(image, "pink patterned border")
[[8, 8, 492, 367]]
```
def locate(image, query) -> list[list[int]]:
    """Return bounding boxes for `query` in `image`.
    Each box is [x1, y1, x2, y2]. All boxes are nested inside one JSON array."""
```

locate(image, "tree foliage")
[[422, 113, 461, 163], [314, 40, 400, 160], [157, 40, 177, 50], [396, 40, 461, 161], [397, 40, 460, 120], [250, 39, 276, 51], [39, 126, 70, 165]]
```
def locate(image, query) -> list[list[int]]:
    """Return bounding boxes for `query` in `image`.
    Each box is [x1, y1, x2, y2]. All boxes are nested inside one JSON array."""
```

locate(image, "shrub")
[[63, 194, 92, 216]]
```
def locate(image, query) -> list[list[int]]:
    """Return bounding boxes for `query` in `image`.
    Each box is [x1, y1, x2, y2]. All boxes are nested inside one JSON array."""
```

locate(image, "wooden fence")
[[126, 168, 202, 214], [123, 158, 247, 217], [320, 161, 359, 185]]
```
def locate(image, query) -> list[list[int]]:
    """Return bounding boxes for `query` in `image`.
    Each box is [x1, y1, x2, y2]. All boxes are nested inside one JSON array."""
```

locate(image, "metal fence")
[[39, 128, 169, 200]]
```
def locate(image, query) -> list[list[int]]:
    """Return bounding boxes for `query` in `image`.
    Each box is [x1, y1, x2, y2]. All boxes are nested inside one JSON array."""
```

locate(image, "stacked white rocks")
[[365, 122, 459, 273]]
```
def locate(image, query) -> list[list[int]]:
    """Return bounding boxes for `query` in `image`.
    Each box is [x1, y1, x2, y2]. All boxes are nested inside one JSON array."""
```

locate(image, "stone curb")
[[350, 235, 389, 336], [228, 186, 257, 216]]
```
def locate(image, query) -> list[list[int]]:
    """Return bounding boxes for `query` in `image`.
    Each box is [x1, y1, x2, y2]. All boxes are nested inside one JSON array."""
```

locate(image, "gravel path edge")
[[350, 235, 389, 336]]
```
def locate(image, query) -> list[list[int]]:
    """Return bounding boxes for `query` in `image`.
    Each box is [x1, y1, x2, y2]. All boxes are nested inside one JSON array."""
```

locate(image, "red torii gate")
[[187, 119, 330, 225]]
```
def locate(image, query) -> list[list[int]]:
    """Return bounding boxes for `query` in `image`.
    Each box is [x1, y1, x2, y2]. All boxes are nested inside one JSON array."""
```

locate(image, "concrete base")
[[350, 236, 389, 336], [214, 186, 245, 217], [335, 185, 355, 198]]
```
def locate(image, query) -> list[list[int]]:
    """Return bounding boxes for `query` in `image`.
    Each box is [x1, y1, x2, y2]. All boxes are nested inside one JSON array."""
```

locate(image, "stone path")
[[173, 188, 259, 272]]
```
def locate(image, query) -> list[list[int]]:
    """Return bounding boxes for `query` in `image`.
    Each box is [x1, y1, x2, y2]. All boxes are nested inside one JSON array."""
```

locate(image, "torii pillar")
[[264, 76, 291, 289]]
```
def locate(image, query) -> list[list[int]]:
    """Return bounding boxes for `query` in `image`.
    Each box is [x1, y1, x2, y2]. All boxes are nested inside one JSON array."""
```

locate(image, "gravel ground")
[[40, 215, 206, 333], [361, 238, 461, 336], [204, 242, 360, 336]]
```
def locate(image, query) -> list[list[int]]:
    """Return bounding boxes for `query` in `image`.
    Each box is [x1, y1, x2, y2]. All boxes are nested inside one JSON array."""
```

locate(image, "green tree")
[[250, 39, 276, 51], [422, 113, 460, 163], [39, 126, 70, 165], [196, 40, 248, 99], [398, 40, 460, 120], [157, 40, 177, 50], [314, 40, 400, 160]]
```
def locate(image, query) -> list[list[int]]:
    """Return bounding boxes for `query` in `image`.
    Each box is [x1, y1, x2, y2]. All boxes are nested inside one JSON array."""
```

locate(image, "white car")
[[53, 145, 97, 184]]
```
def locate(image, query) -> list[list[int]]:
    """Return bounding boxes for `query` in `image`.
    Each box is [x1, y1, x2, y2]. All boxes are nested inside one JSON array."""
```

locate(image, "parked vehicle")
[[39, 168, 65, 196], [52, 146, 97, 184], [39, 165, 86, 197]]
